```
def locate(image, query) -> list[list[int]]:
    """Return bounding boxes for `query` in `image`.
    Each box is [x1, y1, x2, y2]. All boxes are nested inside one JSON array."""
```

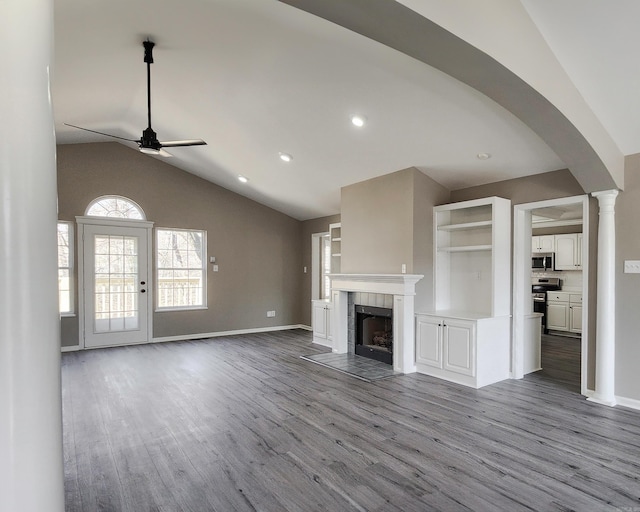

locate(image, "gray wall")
[[412, 170, 451, 312], [616, 153, 640, 401], [450, 169, 597, 389], [339, 167, 449, 312], [58, 142, 303, 346], [341, 169, 415, 274]]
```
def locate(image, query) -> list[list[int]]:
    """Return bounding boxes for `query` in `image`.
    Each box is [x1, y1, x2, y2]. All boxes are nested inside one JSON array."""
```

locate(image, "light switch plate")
[[624, 260, 640, 273]]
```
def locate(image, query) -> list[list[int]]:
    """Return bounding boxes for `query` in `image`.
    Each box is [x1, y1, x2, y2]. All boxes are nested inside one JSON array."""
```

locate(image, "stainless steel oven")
[[532, 277, 561, 334]]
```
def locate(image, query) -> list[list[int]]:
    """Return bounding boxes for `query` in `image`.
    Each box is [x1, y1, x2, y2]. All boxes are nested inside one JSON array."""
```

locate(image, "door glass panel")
[[94, 234, 139, 333]]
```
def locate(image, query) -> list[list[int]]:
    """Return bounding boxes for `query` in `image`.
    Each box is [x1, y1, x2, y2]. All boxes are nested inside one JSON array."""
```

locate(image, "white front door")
[[81, 222, 152, 348]]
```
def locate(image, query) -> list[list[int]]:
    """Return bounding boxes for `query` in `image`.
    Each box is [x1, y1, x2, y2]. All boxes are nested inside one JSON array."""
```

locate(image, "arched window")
[[86, 196, 145, 220]]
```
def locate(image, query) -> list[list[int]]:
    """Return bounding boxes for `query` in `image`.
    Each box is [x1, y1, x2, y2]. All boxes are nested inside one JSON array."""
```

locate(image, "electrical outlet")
[[267, 310, 276, 317], [624, 260, 640, 273]]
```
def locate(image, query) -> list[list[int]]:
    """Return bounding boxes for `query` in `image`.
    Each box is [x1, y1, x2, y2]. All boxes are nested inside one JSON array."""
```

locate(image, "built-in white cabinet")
[[416, 196, 512, 388], [532, 235, 555, 253], [312, 300, 333, 347], [555, 233, 582, 270], [546, 291, 581, 334], [416, 313, 510, 388]]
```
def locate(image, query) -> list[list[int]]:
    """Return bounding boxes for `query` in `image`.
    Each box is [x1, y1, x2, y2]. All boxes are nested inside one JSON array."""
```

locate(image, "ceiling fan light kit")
[[66, 40, 206, 157]]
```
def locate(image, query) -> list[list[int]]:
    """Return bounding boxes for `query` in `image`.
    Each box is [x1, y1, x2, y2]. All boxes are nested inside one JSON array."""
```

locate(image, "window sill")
[[60, 313, 76, 318], [155, 306, 208, 313]]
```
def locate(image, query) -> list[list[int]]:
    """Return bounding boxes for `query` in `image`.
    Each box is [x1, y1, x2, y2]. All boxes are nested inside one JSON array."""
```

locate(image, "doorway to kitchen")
[[513, 195, 589, 395]]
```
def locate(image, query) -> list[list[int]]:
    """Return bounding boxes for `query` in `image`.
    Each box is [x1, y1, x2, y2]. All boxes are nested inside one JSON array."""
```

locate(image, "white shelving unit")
[[416, 196, 512, 388], [312, 222, 341, 348], [329, 222, 341, 275]]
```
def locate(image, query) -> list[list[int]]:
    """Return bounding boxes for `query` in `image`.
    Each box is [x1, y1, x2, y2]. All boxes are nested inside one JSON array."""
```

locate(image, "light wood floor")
[[62, 329, 640, 511]]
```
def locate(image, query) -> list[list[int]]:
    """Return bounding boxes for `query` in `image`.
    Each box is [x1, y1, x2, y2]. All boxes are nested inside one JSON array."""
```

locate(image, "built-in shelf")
[[433, 196, 511, 317], [438, 220, 493, 231], [417, 196, 512, 389], [438, 245, 492, 253], [329, 222, 341, 276]]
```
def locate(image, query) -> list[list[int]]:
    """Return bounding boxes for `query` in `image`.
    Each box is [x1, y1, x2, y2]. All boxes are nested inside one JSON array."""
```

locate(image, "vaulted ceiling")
[[53, 0, 638, 220]]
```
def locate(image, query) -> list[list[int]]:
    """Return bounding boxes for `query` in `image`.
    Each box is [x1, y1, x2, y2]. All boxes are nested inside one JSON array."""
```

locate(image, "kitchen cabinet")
[[312, 300, 333, 347], [546, 291, 581, 334], [532, 235, 555, 253], [416, 313, 510, 388], [546, 301, 569, 331], [554, 233, 582, 270], [569, 294, 582, 333]]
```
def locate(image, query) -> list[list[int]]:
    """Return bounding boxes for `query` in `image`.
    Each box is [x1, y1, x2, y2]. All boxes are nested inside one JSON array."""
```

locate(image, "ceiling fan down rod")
[[143, 40, 155, 132]]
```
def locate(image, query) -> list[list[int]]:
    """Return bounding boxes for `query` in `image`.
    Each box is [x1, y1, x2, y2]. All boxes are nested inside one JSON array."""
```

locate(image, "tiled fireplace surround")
[[329, 274, 424, 374]]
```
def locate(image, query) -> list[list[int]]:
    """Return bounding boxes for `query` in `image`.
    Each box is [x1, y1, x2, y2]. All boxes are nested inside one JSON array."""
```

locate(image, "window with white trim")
[[57, 221, 74, 315], [156, 228, 206, 310], [86, 196, 145, 219]]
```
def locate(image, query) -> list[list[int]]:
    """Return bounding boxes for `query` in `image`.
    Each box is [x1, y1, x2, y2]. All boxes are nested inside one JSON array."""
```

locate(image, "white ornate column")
[[0, 1, 64, 511], [588, 190, 619, 407]]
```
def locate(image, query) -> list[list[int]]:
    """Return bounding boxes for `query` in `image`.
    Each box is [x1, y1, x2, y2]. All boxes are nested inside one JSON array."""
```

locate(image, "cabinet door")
[[416, 315, 442, 368], [312, 302, 327, 339], [539, 235, 555, 253], [443, 318, 475, 376], [326, 303, 333, 341], [532, 236, 541, 252], [555, 234, 579, 270], [547, 302, 569, 331], [532, 235, 555, 253], [569, 304, 582, 333]]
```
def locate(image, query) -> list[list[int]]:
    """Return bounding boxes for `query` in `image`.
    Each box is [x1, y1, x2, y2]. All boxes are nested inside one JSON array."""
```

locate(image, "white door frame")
[[76, 216, 154, 349], [512, 194, 589, 395]]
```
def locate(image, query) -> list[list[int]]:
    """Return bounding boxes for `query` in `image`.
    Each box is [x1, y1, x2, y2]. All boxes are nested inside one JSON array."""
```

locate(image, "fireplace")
[[328, 273, 423, 374], [355, 305, 393, 364]]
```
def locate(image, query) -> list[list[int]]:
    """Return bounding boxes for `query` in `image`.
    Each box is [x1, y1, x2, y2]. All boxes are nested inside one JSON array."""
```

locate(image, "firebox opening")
[[355, 305, 393, 365]]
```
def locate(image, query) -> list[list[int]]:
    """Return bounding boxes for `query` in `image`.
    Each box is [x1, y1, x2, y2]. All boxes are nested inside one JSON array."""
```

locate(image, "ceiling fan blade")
[[139, 147, 173, 157], [64, 123, 138, 142], [159, 139, 207, 148]]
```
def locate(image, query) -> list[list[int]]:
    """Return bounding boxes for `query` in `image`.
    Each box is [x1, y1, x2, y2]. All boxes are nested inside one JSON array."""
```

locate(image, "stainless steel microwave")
[[532, 252, 554, 271]]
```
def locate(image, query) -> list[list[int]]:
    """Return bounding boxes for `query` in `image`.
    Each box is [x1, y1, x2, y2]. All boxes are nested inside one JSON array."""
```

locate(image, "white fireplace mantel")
[[329, 273, 424, 374], [329, 273, 424, 296]]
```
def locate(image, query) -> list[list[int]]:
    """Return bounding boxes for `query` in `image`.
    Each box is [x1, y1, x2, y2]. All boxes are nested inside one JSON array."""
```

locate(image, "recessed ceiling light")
[[477, 152, 491, 160], [238, 175, 249, 183], [351, 114, 367, 128], [279, 152, 292, 162]]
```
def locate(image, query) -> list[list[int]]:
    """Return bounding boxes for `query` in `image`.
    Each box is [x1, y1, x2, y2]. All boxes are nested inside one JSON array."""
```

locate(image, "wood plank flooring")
[[62, 329, 640, 511]]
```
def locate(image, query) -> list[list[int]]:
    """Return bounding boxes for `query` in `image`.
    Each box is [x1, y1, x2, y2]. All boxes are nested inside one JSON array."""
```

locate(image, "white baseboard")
[[152, 324, 311, 344], [62, 325, 312, 352], [583, 388, 640, 411], [615, 395, 640, 411]]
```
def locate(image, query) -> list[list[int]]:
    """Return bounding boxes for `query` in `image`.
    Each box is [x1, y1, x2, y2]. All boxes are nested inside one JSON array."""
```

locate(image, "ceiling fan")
[[65, 40, 207, 157]]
